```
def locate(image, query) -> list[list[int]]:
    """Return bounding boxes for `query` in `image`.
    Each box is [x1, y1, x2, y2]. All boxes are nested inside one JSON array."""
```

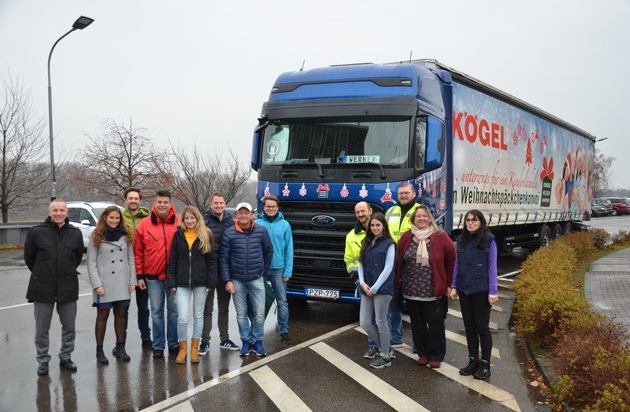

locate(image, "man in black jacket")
[[199, 192, 238, 355], [24, 199, 84, 376]]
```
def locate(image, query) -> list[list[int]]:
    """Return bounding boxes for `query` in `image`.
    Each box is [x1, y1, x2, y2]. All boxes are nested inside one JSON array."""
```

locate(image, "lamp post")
[[47, 16, 94, 201]]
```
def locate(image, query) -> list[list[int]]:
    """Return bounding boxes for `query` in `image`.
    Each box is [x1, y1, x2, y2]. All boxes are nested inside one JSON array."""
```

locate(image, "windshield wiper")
[[351, 162, 386, 179], [308, 160, 325, 178]]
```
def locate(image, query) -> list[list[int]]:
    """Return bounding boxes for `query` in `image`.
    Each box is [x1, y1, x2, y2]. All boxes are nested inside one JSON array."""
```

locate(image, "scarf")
[[409, 225, 434, 266], [105, 225, 126, 242]]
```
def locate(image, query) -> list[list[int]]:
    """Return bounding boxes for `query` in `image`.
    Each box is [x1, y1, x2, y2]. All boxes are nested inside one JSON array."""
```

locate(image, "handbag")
[[247, 280, 276, 321]]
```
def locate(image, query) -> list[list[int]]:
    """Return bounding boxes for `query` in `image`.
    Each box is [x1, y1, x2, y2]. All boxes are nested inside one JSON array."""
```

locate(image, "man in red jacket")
[[134, 190, 179, 358]]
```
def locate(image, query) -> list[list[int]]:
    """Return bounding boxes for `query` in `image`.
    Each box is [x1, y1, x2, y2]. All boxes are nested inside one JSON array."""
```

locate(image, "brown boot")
[[191, 338, 200, 363], [176, 340, 187, 364]]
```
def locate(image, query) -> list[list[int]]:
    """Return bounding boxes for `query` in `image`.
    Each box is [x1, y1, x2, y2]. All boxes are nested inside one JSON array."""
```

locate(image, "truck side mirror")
[[425, 116, 444, 171], [251, 128, 261, 171]]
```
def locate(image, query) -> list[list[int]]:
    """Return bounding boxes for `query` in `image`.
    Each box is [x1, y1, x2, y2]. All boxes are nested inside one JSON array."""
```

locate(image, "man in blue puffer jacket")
[[256, 195, 294, 345], [220, 202, 273, 357]]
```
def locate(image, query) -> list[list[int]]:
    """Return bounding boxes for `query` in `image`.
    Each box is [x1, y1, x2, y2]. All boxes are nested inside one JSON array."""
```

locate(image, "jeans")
[[175, 287, 208, 341], [359, 294, 392, 355], [136, 287, 151, 342], [366, 293, 404, 347], [232, 277, 265, 344], [146, 278, 178, 350], [265, 268, 289, 333]]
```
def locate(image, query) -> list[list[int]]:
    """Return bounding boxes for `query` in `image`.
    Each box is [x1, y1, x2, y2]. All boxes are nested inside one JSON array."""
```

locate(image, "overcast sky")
[[1, 0, 628, 189]]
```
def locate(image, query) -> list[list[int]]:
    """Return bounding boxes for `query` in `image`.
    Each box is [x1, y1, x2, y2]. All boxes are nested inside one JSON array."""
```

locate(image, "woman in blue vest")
[[358, 213, 396, 369], [449, 209, 498, 380]]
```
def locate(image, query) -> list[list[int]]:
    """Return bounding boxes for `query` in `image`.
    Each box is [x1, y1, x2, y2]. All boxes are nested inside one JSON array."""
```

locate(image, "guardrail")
[[0, 223, 38, 245]]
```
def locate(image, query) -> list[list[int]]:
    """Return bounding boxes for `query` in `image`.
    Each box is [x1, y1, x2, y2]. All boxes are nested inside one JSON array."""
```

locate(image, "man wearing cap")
[[220, 202, 273, 357]]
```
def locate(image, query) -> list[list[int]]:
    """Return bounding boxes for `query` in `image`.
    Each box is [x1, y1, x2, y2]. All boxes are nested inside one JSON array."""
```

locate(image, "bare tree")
[[592, 148, 615, 197], [163, 143, 251, 211], [0, 74, 49, 222], [72, 119, 166, 200]]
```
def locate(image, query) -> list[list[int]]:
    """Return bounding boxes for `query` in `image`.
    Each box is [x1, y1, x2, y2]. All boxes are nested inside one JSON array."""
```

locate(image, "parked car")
[[591, 198, 614, 217], [66, 201, 121, 247], [601, 197, 630, 216]]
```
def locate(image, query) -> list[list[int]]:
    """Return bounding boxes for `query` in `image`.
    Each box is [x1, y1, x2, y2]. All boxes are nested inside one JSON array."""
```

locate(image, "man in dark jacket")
[[220, 202, 273, 357], [24, 199, 84, 376], [198, 192, 238, 355]]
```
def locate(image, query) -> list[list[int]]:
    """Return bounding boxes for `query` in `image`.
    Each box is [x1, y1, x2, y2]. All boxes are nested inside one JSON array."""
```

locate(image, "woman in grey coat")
[[87, 206, 137, 365]]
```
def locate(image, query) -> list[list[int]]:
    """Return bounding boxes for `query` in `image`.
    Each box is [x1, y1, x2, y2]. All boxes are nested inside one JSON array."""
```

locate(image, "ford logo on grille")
[[311, 215, 336, 226]]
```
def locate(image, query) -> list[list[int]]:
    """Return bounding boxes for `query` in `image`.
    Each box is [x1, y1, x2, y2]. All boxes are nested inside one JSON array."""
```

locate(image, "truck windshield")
[[261, 116, 411, 167]]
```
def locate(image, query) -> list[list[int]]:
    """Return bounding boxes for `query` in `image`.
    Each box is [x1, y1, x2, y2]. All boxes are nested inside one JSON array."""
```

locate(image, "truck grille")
[[282, 201, 383, 294]]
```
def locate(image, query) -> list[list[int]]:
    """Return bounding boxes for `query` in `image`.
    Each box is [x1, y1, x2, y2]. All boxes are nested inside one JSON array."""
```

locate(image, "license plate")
[[306, 287, 340, 300]]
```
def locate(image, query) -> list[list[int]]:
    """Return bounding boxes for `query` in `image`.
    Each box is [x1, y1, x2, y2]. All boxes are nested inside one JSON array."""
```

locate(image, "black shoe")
[[60, 359, 77, 372], [168, 346, 179, 355], [280, 333, 294, 345], [473, 360, 491, 380], [153, 349, 164, 358], [37, 362, 49, 376], [142, 340, 153, 350], [459, 357, 479, 376], [114, 343, 130, 361], [96, 347, 109, 365]]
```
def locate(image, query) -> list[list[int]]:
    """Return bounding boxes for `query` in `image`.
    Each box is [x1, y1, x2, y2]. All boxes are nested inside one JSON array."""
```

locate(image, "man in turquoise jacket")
[[256, 195, 294, 345]]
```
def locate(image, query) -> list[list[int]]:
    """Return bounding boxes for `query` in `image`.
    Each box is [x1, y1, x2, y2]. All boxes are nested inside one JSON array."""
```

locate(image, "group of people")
[[346, 182, 498, 380], [25, 190, 294, 376]]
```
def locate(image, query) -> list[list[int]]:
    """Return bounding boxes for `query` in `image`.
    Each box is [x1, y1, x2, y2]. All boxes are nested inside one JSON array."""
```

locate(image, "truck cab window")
[[415, 118, 427, 169], [261, 116, 411, 168]]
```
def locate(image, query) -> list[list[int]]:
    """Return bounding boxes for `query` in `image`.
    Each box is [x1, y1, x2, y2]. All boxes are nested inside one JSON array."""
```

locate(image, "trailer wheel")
[[539, 224, 551, 248], [552, 223, 563, 239], [563, 222, 572, 235]]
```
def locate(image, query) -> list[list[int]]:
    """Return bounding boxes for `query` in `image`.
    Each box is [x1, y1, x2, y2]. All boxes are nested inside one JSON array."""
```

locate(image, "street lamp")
[[47, 16, 94, 201]]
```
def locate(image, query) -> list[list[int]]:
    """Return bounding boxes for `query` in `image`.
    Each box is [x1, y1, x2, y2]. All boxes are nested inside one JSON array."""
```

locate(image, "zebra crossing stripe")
[[250, 366, 312, 412], [310, 342, 430, 412], [163, 400, 194, 412]]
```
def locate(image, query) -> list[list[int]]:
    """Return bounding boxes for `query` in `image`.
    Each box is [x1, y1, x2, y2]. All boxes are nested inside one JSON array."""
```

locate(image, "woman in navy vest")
[[449, 209, 498, 380], [358, 213, 396, 369], [395, 205, 455, 369]]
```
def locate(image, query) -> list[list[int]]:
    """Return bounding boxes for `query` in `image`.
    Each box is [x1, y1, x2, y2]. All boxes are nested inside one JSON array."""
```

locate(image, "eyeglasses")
[[465, 218, 479, 223]]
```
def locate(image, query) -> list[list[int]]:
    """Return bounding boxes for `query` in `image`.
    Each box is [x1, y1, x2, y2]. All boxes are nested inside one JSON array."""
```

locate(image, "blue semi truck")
[[251, 59, 596, 303]]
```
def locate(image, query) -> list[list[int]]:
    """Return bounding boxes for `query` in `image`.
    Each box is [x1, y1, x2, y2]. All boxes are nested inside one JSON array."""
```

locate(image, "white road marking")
[[310, 342, 430, 412], [250, 365, 312, 412], [163, 400, 194, 412]]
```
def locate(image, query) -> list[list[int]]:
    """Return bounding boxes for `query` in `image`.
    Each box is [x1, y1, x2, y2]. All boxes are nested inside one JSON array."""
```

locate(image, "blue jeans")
[[265, 269, 289, 333], [232, 277, 265, 344], [366, 291, 404, 347], [360, 294, 392, 355], [146, 278, 178, 350], [175, 287, 208, 341]]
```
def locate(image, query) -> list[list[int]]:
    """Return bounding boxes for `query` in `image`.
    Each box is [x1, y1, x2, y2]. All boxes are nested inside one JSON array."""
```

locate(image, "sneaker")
[[473, 360, 491, 380], [37, 362, 49, 376], [459, 357, 480, 376], [370, 355, 392, 369], [253, 341, 267, 357], [363, 346, 380, 359], [153, 349, 164, 358], [429, 360, 441, 369], [220, 339, 240, 351], [142, 340, 153, 350], [390, 341, 404, 348], [388, 349, 396, 359], [198, 342, 210, 356], [239, 341, 251, 357], [418, 356, 429, 366], [280, 333, 294, 345]]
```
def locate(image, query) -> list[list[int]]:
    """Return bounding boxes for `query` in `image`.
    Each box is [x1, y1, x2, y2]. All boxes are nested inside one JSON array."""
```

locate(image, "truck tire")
[[552, 223, 562, 239], [539, 224, 551, 248], [563, 222, 572, 234]]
